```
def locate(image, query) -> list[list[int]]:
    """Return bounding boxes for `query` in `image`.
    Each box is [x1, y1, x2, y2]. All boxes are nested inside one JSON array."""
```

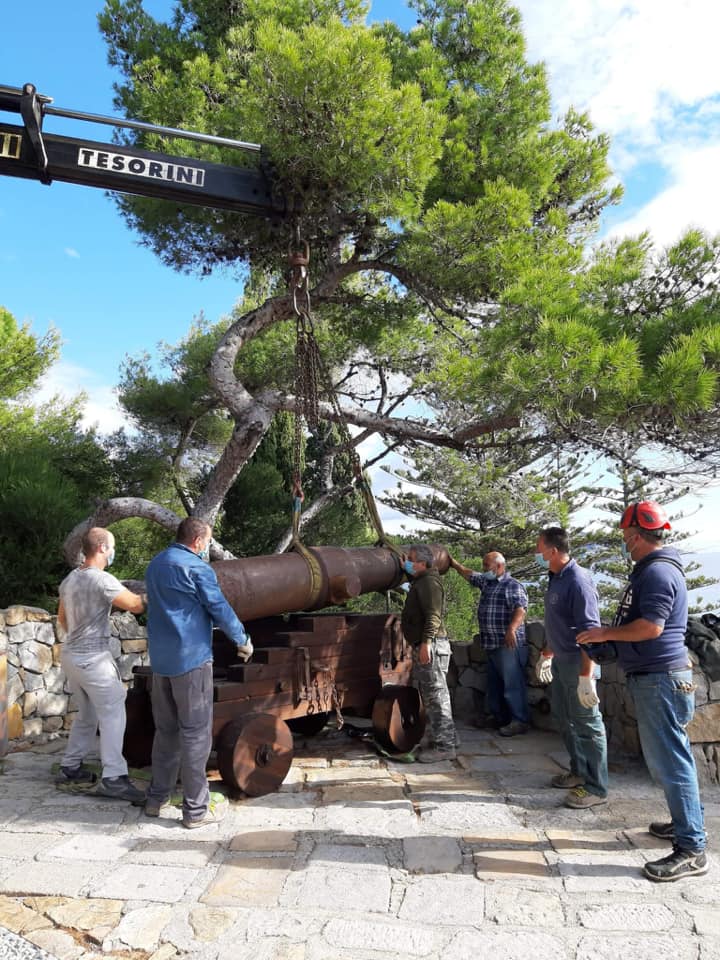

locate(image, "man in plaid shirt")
[[449, 551, 529, 736]]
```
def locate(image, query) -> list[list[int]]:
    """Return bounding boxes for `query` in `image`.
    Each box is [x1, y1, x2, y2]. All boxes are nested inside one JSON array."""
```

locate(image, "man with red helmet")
[[578, 501, 707, 882]]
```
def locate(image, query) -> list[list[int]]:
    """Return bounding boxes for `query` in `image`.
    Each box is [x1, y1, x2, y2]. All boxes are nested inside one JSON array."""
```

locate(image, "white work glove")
[[535, 654, 553, 684], [577, 675, 600, 708], [236, 635, 253, 663]]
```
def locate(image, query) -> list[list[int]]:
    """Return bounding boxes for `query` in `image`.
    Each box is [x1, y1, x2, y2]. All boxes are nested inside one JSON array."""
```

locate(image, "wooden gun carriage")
[[124, 545, 450, 796]]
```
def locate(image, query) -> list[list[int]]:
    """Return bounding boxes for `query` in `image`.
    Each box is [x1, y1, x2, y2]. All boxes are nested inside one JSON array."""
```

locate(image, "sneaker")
[[648, 821, 709, 843], [182, 798, 227, 829], [95, 775, 146, 805], [551, 772, 585, 789], [564, 786, 608, 809], [57, 764, 97, 784], [643, 845, 708, 882], [416, 747, 456, 764], [144, 800, 170, 818], [498, 721, 529, 737], [649, 821, 675, 840]]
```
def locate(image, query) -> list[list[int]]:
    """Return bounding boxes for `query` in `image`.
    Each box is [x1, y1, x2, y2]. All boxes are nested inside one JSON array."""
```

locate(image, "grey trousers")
[[61, 648, 128, 779], [146, 661, 213, 821]]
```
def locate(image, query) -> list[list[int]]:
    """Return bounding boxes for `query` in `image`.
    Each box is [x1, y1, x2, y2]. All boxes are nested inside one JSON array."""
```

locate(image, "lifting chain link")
[[287, 224, 399, 557]]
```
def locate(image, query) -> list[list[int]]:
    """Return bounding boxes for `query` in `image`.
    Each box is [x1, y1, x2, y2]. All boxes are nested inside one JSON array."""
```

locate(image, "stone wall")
[[449, 619, 720, 786], [2, 606, 719, 786], [0, 605, 149, 741]]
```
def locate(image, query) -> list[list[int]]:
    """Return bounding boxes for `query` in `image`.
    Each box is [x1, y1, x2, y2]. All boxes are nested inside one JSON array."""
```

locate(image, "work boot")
[[551, 772, 585, 789], [95, 775, 146, 805], [643, 846, 708, 882], [182, 796, 227, 829], [57, 764, 97, 784], [498, 721, 529, 737], [564, 786, 607, 809], [648, 821, 675, 840], [648, 821, 709, 843]]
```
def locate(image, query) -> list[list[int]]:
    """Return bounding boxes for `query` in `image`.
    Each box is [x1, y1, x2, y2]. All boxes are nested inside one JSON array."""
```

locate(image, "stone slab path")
[[1, 723, 719, 960]]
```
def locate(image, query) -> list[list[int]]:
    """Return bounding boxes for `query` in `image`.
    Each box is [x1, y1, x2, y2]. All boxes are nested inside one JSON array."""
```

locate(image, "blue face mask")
[[106, 549, 115, 568], [621, 538, 635, 561], [199, 546, 210, 562], [481, 570, 497, 581], [535, 552, 550, 570], [403, 560, 415, 576]]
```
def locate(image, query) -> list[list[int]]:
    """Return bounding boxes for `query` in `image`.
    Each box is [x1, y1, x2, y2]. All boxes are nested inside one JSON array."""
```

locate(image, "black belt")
[[626, 664, 692, 677]]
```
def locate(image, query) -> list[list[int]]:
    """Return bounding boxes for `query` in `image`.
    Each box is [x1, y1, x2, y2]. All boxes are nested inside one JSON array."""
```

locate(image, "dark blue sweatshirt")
[[614, 546, 689, 674]]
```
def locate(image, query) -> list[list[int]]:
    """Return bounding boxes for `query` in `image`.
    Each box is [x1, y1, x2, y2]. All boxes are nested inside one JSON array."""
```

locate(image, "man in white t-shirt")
[[58, 527, 146, 802]]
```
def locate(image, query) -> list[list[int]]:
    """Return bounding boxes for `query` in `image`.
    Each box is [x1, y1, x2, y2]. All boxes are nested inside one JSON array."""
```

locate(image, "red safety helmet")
[[619, 500, 671, 531]]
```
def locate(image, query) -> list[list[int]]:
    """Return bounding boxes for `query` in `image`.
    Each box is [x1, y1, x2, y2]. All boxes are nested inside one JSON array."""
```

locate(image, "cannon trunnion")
[[124, 610, 426, 796]]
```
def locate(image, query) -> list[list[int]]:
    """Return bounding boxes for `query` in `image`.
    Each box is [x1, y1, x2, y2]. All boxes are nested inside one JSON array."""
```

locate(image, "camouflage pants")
[[412, 636, 456, 751]]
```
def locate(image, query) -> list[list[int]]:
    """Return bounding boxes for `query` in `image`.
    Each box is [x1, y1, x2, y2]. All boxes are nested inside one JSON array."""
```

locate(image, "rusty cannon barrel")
[[212, 544, 450, 622]]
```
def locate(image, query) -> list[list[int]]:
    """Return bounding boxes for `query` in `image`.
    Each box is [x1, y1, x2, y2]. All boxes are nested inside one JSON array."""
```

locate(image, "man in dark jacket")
[[401, 544, 456, 762], [578, 501, 707, 882]]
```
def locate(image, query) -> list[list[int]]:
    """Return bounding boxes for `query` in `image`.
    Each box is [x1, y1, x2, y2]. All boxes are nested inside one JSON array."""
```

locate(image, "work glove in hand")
[[535, 654, 553, 684], [577, 675, 600, 708], [236, 636, 254, 662]]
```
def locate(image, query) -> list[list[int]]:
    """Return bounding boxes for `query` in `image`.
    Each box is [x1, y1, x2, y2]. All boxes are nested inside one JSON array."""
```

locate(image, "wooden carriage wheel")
[[371, 684, 426, 754], [216, 712, 294, 796]]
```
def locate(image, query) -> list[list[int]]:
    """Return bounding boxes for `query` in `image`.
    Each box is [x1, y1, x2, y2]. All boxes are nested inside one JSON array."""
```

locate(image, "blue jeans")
[[627, 669, 706, 852], [551, 657, 608, 797], [486, 644, 529, 725]]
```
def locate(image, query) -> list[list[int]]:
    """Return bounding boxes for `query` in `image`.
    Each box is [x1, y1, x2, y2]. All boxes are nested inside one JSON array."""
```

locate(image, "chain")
[[287, 225, 398, 554], [331, 682, 345, 728]]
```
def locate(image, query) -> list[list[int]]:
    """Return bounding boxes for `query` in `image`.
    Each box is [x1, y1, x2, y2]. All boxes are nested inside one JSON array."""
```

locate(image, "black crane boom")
[[0, 83, 283, 218]]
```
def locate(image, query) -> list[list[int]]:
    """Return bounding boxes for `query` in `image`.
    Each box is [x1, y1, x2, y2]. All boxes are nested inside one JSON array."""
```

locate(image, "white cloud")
[[607, 141, 720, 245], [64, 247, 80, 258], [516, 0, 720, 144], [34, 360, 127, 434], [513, 2, 720, 247]]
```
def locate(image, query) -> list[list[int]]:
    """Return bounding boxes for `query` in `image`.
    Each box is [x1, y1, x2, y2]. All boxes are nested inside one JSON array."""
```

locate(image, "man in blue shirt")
[[144, 518, 253, 828], [449, 551, 529, 736], [578, 501, 707, 882], [535, 526, 608, 809]]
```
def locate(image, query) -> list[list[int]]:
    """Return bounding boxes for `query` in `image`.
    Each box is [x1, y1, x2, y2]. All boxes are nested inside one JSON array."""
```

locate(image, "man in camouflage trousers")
[[400, 544, 457, 762]]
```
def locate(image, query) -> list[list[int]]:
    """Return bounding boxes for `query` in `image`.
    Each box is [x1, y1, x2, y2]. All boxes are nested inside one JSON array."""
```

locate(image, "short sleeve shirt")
[[59, 566, 125, 654], [468, 572, 528, 649]]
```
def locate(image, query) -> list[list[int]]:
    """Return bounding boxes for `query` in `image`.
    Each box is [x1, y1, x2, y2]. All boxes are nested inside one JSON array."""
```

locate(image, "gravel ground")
[[0, 926, 56, 960]]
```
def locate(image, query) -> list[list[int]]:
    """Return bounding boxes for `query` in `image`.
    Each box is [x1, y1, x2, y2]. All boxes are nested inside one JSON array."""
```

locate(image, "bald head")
[[483, 551, 506, 576], [81, 527, 114, 558]]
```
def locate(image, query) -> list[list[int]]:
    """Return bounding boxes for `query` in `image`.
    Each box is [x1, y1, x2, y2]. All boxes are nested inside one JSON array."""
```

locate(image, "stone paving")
[[1, 723, 719, 960]]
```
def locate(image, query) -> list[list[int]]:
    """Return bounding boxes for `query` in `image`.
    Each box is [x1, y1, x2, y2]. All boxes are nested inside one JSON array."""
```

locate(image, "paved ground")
[[1, 723, 719, 960]]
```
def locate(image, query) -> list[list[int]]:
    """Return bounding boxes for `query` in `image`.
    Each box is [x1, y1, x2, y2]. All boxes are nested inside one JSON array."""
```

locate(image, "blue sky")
[[1, 1, 719, 593], [0, 1, 416, 421]]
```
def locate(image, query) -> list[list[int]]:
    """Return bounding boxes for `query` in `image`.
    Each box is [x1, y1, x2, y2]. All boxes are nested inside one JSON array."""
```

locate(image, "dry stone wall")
[[0, 605, 149, 741], [2, 606, 718, 785], [449, 619, 720, 786]]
